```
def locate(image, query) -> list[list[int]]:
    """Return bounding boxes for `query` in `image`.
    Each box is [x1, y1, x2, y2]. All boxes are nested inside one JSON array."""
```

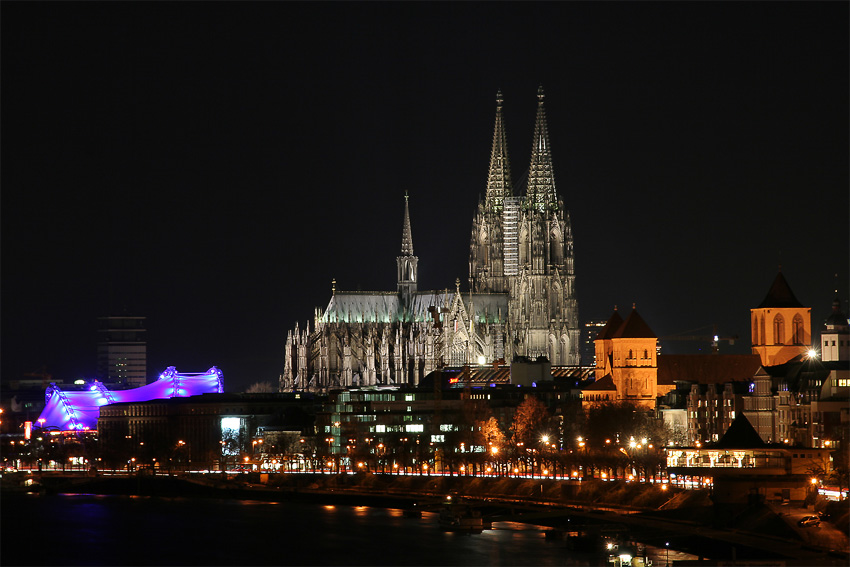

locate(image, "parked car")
[[797, 515, 820, 527]]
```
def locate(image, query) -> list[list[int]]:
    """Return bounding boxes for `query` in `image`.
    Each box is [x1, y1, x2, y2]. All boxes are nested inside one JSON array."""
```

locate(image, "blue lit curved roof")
[[37, 366, 224, 431]]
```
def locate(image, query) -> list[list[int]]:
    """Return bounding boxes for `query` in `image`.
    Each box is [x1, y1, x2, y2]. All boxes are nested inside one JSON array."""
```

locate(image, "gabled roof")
[[657, 354, 762, 385], [756, 271, 804, 309], [612, 308, 656, 339], [714, 413, 766, 448], [582, 374, 617, 391], [597, 309, 624, 340]]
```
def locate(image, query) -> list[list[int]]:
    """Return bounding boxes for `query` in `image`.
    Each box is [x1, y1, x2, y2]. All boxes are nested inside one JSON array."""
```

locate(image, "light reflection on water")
[[2, 493, 600, 566]]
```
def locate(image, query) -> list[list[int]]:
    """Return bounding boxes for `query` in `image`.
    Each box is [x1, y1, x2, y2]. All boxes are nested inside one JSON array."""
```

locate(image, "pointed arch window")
[[773, 314, 785, 345], [752, 316, 759, 345], [760, 316, 766, 347], [792, 314, 805, 345]]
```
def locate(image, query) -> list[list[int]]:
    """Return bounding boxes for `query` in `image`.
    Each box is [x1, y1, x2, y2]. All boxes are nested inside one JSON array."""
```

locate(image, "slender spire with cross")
[[397, 193, 418, 312], [485, 90, 512, 213], [401, 191, 414, 256], [525, 85, 558, 212]]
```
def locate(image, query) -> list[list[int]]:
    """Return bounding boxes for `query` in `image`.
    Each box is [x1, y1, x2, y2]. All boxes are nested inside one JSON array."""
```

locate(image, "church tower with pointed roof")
[[820, 290, 849, 362], [584, 306, 671, 409], [469, 90, 512, 294], [397, 192, 418, 315], [610, 306, 660, 408], [511, 87, 579, 365], [751, 270, 812, 366]]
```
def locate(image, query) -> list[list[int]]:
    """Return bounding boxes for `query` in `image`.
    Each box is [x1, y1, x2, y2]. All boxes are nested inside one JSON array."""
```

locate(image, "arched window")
[[643, 349, 649, 360], [773, 314, 785, 345], [760, 316, 766, 346], [792, 314, 805, 344], [752, 315, 759, 345]]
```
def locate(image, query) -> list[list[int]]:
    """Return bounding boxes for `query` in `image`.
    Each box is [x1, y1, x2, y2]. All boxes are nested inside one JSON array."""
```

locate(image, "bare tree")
[[245, 381, 277, 393]]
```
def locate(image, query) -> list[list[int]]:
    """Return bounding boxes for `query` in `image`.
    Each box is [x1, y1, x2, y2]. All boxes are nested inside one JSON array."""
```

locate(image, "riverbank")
[[5, 470, 847, 565]]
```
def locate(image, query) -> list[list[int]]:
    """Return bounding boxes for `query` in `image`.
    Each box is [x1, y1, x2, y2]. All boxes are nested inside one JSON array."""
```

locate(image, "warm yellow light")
[[807, 349, 818, 359], [543, 470, 549, 476], [601, 472, 607, 479], [811, 477, 818, 485], [661, 484, 668, 491], [541, 435, 549, 444]]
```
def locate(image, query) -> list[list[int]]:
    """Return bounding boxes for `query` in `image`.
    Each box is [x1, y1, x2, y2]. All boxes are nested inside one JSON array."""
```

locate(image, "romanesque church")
[[281, 88, 580, 392]]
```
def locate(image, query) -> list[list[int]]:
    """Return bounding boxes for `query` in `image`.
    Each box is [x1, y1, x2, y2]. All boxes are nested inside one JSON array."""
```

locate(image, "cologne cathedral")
[[281, 88, 579, 392]]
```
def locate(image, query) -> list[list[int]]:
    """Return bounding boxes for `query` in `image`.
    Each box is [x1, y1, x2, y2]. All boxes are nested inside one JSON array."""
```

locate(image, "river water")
[[2, 493, 608, 566]]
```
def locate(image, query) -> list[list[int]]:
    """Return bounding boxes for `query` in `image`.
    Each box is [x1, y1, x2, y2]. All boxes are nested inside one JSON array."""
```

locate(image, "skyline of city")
[[2, 3, 848, 391]]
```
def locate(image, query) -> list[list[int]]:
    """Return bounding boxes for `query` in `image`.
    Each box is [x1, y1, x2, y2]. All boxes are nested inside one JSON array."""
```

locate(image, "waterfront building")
[[97, 391, 321, 470], [97, 316, 147, 388], [281, 88, 581, 393], [37, 367, 223, 431], [666, 412, 833, 505]]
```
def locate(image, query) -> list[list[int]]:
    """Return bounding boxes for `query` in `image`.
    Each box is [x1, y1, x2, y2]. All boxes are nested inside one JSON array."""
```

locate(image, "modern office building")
[[97, 316, 147, 387]]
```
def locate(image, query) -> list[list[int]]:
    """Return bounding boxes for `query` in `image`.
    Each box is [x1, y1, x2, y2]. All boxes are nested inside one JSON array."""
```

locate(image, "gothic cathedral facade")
[[281, 88, 580, 392]]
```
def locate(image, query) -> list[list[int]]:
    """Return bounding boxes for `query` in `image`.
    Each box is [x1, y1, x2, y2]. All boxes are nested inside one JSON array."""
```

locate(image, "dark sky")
[[3, 2, 848, 392]]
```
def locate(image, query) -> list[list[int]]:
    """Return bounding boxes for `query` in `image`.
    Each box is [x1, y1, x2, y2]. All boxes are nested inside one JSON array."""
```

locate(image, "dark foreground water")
[[2, 493, 601, 566]]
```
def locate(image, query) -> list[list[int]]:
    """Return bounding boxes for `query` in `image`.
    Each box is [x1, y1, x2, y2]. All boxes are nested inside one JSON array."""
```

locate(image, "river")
[[2, 492, 610, 566]]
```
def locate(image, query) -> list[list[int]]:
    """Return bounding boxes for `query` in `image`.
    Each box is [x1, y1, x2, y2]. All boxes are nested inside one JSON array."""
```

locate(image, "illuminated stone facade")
[[281, 89, 581, 392], [469, 88, 580, 365], [750, 271, 812, 366], [584, 307, 674, 409]]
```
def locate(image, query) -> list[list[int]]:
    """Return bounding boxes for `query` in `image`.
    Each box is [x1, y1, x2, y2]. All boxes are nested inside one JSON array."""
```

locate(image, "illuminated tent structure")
[[37, 366, 224, 431]]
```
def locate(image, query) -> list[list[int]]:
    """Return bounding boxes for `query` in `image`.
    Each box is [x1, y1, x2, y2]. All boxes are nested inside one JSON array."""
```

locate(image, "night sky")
[[3, 3, 848, 392]]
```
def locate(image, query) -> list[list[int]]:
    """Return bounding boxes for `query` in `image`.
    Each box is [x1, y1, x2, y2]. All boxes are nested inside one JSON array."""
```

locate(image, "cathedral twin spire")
[[485, 91, 513, 214], [484, 86, 559, 213], [525, 86, 558, 212]]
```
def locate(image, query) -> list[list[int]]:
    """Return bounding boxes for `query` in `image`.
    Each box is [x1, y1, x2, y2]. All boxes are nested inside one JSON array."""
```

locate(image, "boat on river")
[[438, 497, 485, 532]]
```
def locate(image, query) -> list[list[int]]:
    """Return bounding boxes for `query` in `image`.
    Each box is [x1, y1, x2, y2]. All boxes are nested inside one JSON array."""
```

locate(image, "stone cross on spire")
[[525, 85, 558, 212], [485, 90, 512, 213]]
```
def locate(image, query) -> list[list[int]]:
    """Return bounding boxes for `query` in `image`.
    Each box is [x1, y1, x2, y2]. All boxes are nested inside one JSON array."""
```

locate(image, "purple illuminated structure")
[[37, 366, 224, 431]]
